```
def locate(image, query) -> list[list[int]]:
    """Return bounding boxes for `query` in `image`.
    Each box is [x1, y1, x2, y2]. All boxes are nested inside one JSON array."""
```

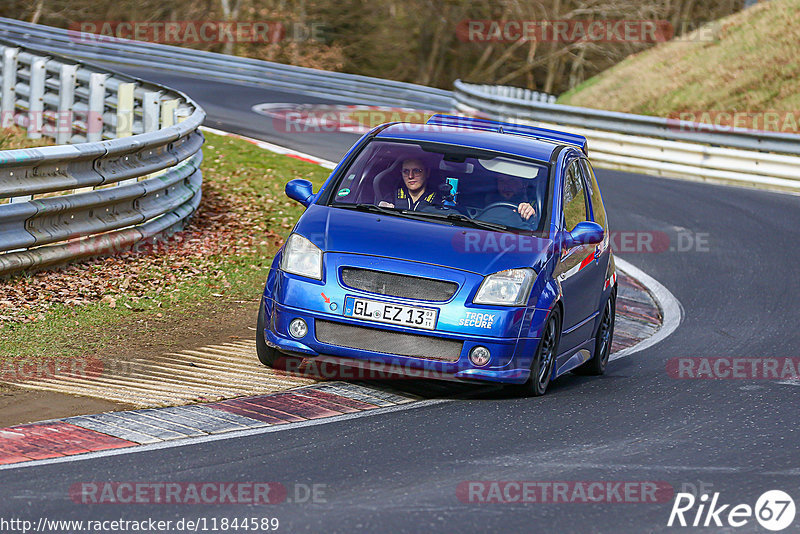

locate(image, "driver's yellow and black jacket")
[[392, 186, 442, 211]]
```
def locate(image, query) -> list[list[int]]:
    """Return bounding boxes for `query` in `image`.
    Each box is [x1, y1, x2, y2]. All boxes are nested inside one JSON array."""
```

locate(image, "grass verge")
[[0, 132, 330, 366], [0, 126, 52, 151], [557, 0, 800, 131]]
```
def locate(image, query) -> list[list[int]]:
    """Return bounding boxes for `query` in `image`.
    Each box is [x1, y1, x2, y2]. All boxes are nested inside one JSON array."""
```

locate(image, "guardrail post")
[[1, 47, 19, 128], [143, 91, 161, 133], [116, 82, 136, 185], [27, 57, 46, 139], [56, 63, 77, 144], [176, 105, 192, 123], [133, 90, 164, 184], [115, 82, 134, 138], [87, 72, 106, 143], [161, 99, 178, 128], [72, 72, 107, 194]]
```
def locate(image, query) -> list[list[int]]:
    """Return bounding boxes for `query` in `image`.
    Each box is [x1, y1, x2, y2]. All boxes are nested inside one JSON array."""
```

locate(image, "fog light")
[[469, 346, 490, 367], [288, 318, 308, 339]]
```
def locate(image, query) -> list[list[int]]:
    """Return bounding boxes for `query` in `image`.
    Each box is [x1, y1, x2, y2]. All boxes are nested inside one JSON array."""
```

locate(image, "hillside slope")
[[557, 0, 800, 130]]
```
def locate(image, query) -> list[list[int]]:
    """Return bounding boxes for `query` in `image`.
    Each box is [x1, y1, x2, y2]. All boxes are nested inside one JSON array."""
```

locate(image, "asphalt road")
[[3, 70, 799, 533], [119, 67, 360, 163]]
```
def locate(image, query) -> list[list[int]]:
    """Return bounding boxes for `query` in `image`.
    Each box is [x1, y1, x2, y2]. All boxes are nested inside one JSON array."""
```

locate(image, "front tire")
[[523, 308, 561, 397], [256, 301, 281, 367], [574, 291, 616, 376]]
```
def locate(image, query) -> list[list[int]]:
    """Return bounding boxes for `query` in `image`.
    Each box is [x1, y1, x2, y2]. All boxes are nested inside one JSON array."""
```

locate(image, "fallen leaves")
[[0, 176, 284, 326]]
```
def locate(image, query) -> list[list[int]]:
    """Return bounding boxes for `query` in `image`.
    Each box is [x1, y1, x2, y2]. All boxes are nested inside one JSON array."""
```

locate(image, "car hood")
[[294, 204, 552, 276]]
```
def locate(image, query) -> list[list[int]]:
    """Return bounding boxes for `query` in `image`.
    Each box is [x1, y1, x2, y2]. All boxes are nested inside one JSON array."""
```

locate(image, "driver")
[[486, 175, 536, 221], [379, 158, 442, 211]]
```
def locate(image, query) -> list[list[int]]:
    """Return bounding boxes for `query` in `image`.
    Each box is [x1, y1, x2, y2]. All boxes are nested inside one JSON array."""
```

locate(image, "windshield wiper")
[[418, 211, 510, 232], [335, 203, 511, 231], [335, 203, 429, 221], [336, 203, 399, 215]]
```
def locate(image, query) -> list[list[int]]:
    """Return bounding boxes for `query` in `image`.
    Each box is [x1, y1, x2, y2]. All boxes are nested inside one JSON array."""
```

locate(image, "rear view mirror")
[[285, 179, 314, 207], [568, 221, 604, 247]]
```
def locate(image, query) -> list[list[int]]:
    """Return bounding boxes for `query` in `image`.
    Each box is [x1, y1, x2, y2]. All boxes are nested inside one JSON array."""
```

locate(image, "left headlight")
[[473, 268, 535, 306], [280, 234, 323, 280]]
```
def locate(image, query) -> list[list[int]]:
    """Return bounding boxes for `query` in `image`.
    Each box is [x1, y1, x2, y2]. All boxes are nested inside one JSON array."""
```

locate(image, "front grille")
[[315, 320, 462, 362], [341, 267, 458, 302]]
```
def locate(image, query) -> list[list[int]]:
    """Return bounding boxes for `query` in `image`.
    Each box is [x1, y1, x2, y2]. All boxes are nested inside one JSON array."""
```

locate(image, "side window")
[[563, 160, 588, 231], [580, 159, 607, 231]]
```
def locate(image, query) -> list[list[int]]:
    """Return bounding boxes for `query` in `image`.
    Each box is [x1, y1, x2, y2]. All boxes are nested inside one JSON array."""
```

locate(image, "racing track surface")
[[2, 69, 799, 532]]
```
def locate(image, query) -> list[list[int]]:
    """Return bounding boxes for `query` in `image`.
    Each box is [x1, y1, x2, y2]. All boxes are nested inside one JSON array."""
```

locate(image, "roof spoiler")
[[426, 114, 588, 154]]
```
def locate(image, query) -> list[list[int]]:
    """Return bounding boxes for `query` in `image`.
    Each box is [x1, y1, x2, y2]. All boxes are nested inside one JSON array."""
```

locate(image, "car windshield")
[[325, 139, 551, 233]]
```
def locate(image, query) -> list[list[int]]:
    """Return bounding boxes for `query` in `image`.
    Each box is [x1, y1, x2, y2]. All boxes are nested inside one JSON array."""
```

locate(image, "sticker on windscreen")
[[337, 188, 351, 197]]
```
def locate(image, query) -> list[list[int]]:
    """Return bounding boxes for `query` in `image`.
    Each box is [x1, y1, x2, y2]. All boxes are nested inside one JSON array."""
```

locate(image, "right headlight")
[[280, 234, 323, 280], [473, 268, 535, 306]]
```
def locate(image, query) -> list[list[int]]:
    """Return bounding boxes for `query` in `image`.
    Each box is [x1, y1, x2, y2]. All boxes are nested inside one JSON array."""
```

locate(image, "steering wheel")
[[480, 201, 521, 213], [465, 206, 481, 218], [478, 201, 537, 228]]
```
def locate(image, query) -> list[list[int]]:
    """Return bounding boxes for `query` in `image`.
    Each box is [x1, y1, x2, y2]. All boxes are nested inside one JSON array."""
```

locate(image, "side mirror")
[[285, 179, 314, 207], [567, 221, 604, 247]]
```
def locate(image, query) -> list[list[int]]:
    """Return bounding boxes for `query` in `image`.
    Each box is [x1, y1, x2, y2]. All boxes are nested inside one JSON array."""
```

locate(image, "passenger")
[[379, 158, 442, 211]]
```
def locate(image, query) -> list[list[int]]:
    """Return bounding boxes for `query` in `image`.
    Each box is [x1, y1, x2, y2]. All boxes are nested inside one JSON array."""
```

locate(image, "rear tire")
[[256, 301, 281, 367], [574, 291, 616, 376], [523, 308, 561, 397]]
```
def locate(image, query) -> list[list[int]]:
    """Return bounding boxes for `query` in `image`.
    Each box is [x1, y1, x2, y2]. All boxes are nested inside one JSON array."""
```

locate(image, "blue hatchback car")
[[257, 115, 616, 395]]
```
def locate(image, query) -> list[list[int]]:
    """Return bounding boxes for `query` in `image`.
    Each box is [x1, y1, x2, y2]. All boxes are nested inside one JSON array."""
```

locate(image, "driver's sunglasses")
[[402, 168, 424, 176]]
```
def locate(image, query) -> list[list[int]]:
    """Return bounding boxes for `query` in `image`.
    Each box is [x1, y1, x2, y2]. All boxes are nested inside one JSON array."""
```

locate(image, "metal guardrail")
[[462, 84, 556, 105], [454, 80, 800, 155], [454, 80, 800, 191], [0, 17, 453, 112], [0, 41, 205, 276], [4, 18, 798, 196]]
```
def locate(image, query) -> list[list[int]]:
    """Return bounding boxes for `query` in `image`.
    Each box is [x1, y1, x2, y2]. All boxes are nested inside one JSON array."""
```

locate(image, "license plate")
[[344, 296, 438, 330]]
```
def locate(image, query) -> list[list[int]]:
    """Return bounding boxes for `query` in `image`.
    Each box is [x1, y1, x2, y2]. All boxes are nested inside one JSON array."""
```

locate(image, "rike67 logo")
[[668, 490, 796, 531]]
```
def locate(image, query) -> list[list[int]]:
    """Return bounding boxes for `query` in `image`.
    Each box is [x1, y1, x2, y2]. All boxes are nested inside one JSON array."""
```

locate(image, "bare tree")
[[0, 0, 747, 93]]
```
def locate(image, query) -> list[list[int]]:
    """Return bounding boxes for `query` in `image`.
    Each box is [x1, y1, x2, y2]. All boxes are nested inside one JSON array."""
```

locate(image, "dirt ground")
[[0, 299, 259, 427]]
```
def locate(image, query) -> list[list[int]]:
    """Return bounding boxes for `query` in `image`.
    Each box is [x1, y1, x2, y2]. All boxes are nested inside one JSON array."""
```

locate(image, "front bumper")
[[261, 258, 552, 384], [264, 299, 534, 384]]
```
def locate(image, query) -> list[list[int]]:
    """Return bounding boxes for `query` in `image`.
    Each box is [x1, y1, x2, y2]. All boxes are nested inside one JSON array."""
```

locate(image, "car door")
[[581, 157, 611, 294], [553, 158, 602, 352]]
